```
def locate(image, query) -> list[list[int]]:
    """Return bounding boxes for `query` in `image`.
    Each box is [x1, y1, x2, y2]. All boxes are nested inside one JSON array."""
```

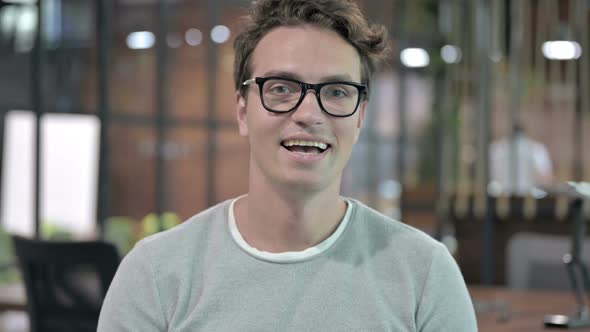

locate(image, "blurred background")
[[0, 0, 589, 329]]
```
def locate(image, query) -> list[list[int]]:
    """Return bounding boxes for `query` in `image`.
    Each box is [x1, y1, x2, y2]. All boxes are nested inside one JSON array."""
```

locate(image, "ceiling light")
[[166, 32, 182, 48], [126, 31, 155, 50], [542, 40, 582, 60], [185, 28, 202, 46], [441, 44, 462, 64], [210, 25, 230, 44], [400, 48, 430, 68]]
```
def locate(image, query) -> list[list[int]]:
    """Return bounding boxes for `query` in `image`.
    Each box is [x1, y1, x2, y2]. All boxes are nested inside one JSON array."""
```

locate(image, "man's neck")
[[234, 180, 347, 253]]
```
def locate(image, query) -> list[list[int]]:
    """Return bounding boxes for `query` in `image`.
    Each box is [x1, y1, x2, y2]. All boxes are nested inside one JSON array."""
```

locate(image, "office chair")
[[11, 235, 120, 332], [451, 193, 583, 284], [506, 232, 590, 290]]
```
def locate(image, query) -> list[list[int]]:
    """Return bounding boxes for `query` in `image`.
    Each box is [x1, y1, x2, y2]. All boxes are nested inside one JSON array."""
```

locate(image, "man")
[[98, 0, 477, 330], [489, 124, 554, 195]]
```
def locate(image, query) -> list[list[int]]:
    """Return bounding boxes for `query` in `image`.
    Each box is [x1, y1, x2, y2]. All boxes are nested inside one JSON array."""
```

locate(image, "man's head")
[[234, 0, 389, 194], [234, 0, 389, 97]]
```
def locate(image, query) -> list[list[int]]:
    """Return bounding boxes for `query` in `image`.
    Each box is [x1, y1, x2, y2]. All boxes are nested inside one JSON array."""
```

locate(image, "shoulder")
[[132, 199, 233, 263], [490, 138, 507, 151], [343, 198, 452, 286], [99, 200, 234, 331], [347, 201, 475, 330], [348, 198, 444, 254], [343, 199, 469, 310]]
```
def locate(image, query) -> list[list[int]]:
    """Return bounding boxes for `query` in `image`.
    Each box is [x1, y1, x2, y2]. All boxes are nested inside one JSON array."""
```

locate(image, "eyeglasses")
[[242, 76, 367, 117]]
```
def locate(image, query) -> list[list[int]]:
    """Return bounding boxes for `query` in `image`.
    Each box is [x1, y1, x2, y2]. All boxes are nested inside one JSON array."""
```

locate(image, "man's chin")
[[277, 174, 337, 195]]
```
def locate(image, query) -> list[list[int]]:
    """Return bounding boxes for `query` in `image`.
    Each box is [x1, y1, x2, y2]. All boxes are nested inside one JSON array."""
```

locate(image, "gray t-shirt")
[[98, 198, 477, 331]]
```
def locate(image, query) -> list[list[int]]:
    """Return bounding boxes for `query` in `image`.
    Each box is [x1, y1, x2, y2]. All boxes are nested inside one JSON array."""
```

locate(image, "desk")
[[0, 283, 26, 312], [471, 286, 590, 331]]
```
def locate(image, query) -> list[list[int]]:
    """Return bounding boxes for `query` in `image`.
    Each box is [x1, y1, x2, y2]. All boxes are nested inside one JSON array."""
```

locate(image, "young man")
[[98, 0, 477, 330], [489, 124, 554, 195]]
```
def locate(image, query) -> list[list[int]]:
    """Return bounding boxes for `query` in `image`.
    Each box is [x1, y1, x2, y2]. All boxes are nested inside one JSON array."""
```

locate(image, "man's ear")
[[352, 100, 367, 143], [236, 91, 248, 136], [357, 100, 367, 129]]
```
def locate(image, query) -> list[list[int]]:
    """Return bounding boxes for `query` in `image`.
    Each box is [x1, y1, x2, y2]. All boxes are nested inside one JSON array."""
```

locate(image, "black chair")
[[11, 235, 120, 332]]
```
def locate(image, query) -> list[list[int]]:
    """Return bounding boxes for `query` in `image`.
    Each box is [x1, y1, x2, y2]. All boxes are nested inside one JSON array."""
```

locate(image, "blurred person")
[[489, 123, 554, 196], [98, 0, 476, 330]]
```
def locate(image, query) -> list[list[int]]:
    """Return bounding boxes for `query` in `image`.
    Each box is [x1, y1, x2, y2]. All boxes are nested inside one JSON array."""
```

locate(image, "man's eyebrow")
[[320, 74, 354, 82], [260, 71, 356, 83], [261, 71, 302, 81]]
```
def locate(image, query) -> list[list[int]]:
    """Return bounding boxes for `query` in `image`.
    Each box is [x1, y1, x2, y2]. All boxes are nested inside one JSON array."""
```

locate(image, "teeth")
[[283, 140, 328, 150]]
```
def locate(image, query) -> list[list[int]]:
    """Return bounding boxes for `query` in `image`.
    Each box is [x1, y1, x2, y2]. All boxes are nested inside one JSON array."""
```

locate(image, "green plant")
[[41, 221, 73, 240], [0, 226, 21, 284], [104, 216, 136, 256], [138, 212, 180, 239], [104, 212, 181, 256]]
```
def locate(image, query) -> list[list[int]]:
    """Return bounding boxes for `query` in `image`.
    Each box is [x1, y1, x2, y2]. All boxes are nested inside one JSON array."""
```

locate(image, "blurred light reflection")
[[126, 31, 155, 50], [185, 28, 202, 46], [542, 40, 582, 60], [210, 25, 230, 44], [401, 48, 430, 68]]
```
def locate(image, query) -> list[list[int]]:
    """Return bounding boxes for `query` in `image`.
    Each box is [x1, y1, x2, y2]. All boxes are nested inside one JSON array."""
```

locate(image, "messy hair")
[[233, 0, 390, 96]]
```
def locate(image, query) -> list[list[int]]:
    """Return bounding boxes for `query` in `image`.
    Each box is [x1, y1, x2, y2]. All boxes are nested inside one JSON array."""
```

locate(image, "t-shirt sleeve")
[[98, 240, 167, 331], [416, 243, 478, 332]]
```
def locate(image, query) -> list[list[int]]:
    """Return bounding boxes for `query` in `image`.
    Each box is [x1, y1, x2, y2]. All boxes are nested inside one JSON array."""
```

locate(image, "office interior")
[[0, 0, 589, 331]]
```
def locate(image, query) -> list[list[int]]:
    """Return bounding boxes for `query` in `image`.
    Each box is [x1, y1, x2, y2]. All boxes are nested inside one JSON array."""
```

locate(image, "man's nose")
[[291, 90, 325, 125]]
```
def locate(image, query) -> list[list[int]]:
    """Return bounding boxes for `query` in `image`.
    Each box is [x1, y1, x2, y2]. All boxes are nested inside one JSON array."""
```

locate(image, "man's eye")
[[325, 86, 350, 98], [331, 89, 347, 97], [269, 85, 293, 94]]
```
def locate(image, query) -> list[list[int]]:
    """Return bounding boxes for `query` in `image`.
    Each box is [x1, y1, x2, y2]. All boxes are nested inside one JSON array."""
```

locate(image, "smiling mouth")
[[281, 140, 330, 154]]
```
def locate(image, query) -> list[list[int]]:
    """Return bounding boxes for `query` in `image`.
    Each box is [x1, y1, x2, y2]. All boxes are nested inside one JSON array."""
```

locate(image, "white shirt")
[[489, 134, 553, 195]]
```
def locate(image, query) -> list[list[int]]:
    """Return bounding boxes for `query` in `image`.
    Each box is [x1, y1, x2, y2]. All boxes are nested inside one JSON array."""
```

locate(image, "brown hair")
[[233, 0, 390, 96]]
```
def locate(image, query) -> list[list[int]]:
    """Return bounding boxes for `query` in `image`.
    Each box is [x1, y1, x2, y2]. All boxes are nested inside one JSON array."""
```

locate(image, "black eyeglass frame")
[[242, 76, 368, 118]]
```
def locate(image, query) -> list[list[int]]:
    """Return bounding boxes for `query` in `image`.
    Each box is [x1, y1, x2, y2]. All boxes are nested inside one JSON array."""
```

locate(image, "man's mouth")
[[281, 139, 330, 154]]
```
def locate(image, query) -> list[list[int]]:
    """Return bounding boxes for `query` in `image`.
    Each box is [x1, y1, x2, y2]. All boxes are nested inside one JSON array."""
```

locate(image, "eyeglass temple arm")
[[242, 78, 256, 86]]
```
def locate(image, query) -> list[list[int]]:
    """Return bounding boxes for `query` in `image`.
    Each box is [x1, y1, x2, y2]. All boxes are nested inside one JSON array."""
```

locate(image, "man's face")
[[236, 25, 367, 193]]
